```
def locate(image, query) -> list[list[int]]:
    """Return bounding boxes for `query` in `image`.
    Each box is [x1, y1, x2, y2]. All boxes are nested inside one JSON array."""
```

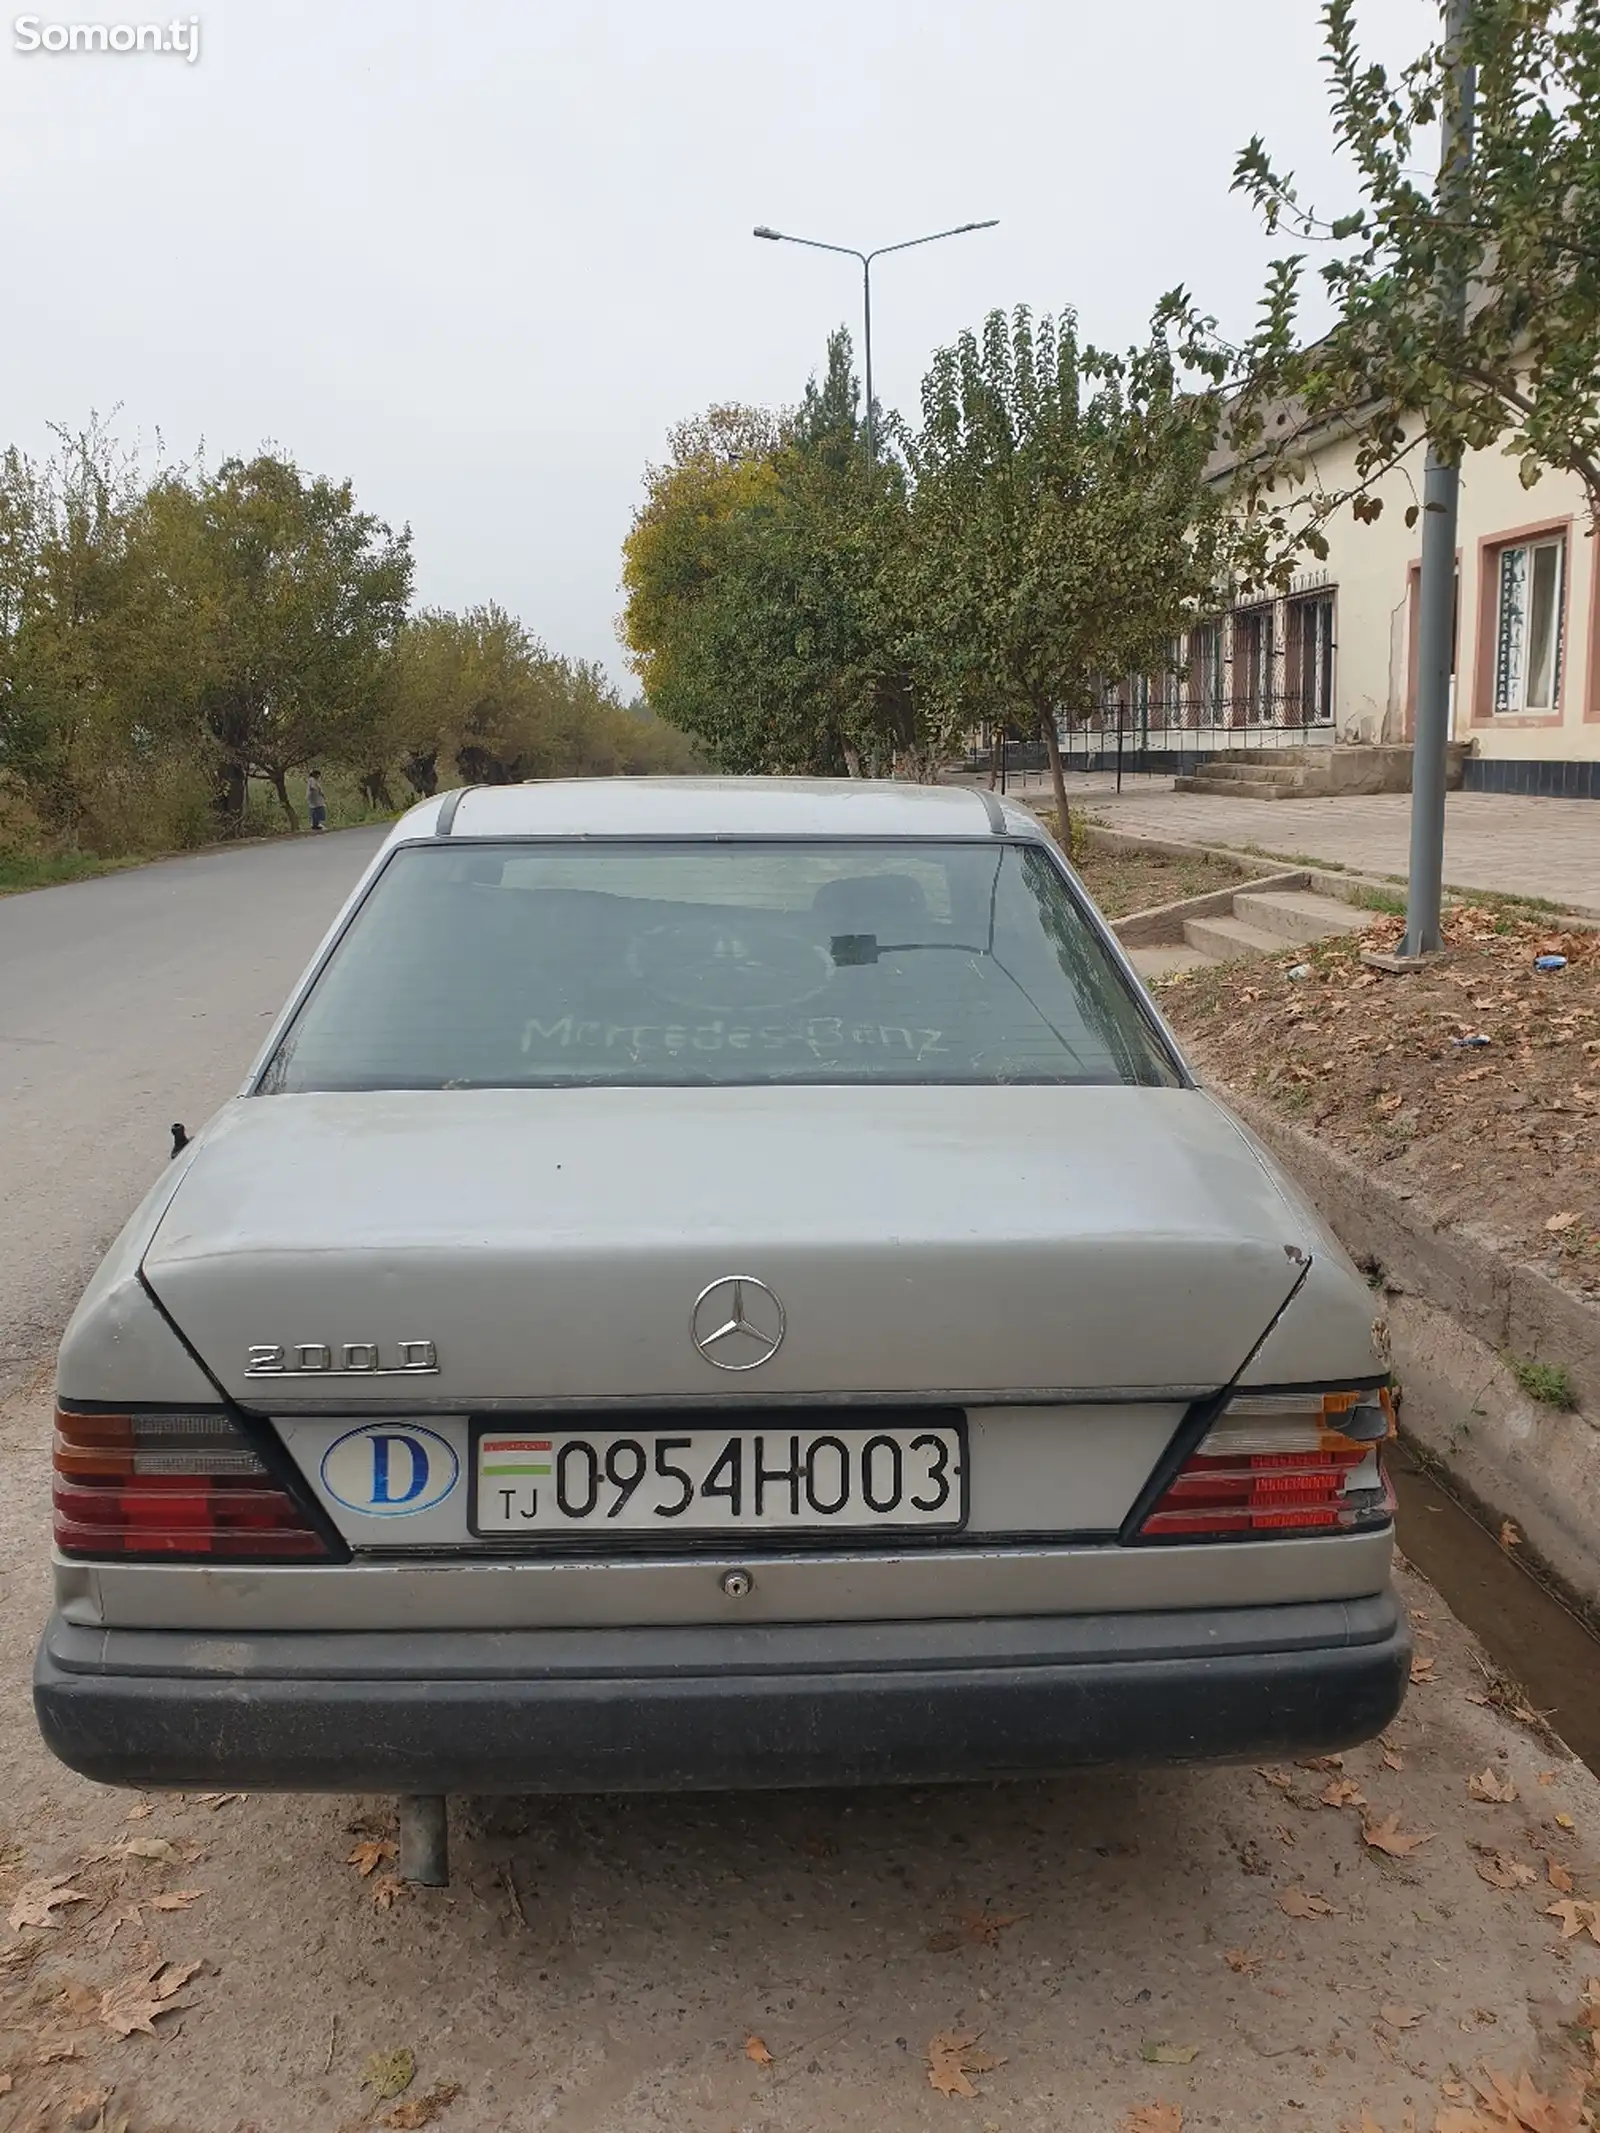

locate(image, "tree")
[[898, 305, 1238, 838], [128, 453, 414, 828], [1231, 0, 1600, 546], [0, 418, 149, 831], [621, 335, 960, 777], [388, 603, 698, 796]]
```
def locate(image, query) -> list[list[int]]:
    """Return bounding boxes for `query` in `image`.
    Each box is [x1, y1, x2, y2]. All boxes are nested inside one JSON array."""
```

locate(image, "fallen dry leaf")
[[1378, 2002, 1423, 2029], [99, 1958, 201, 2038], [149, 1891, 204, 1913], [1121, 2108, 1182, 2133], [348, 1839, 399, 1878], [1470, 2062, 1587, 2132], [1140, 2041, 1199, 2065], [927, 1908, 1027, 1952], [1410, 1655, 1436, 1684], [1477, 1852, 1538, 1891], [1538, 1771, 1558, 1788], [1381, 1748, 1405, 1773], [1545, 1211, 1579, 1233], [1362, 1814, 1435, 1859], [192, 1791, 243, 1811], [118, 1838, 178, 1864], [959, 1908, 1027, 1947], [1255, 1765, 1294, 1791], [124, 1803, 154, 1821], [1468, 1767, 1518, 1803], [1556, 1813, 1576, 1830], [362, 2047, 417, 2101], [383, 2080, 462, 2130], [926, 2030, 1001, 2099], [56, 1978, 103, 2020], [8, 1877, 90, 1932], [1499, 1519, 1523, 1551], [745, 2035, 774, 2066], [1548, 1860, 1575, 1894], [1546, 1900, 1600, 1945], [1223, 1948, 1260, 1975], [1321, 1778, 1367, 1809], [1277, 1885, 1336, 1919]]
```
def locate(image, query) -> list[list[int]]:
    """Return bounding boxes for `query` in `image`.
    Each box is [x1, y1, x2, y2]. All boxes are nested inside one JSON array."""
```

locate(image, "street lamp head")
[[752, 225, 783, 240], [955, 220, 1000, 234]]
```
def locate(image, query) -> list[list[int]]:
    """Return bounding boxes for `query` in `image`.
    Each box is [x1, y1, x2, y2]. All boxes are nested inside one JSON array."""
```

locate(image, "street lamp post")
[[752, 219, 998, 462]]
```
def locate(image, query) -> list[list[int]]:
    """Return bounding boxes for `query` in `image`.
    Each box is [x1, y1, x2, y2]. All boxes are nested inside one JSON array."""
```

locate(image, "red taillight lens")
[[53, 1408, 330, 1560], [1136, 1388, 1395, 1542]]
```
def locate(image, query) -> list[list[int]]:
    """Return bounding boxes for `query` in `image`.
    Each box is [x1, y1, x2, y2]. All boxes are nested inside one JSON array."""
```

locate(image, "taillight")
[[53, 1407, 331, 1560], [1135, 1387, 1395, 1543]]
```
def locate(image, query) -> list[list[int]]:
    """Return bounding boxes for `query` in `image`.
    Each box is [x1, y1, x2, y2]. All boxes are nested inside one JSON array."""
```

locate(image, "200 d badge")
[[245, 1339, 439, 1378]]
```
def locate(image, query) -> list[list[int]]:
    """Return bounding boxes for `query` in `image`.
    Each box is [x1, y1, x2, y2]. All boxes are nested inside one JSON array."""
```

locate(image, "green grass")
[[1507, 1356, 1580, 1410], [0, 849, 149, 896], [0, 772, 403, 898], [1350, 885, 1408, 917]]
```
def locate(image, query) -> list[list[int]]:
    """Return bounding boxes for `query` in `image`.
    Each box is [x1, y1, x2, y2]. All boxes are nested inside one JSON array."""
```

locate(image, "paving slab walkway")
[[1079, 783, 1600, 914]]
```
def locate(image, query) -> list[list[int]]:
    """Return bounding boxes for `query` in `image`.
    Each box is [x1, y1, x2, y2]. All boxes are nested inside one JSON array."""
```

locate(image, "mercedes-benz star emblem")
[[690, 1276, 786, 1371]]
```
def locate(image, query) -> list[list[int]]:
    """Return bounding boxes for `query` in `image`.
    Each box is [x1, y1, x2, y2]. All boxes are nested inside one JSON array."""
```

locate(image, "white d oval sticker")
[[320, 1424, 459, 1517]]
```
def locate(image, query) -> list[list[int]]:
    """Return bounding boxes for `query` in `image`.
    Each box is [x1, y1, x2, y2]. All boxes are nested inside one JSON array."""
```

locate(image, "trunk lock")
[[720, 1569, 754, 1599]]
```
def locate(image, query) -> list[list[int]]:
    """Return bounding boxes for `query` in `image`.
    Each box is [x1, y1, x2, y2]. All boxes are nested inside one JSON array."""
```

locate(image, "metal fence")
[[967, 692, 1335, 793]]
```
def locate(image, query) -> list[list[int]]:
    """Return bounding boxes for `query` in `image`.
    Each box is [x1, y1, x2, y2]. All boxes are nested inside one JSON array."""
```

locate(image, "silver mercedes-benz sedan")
[[37, 778, 1406, 1845]]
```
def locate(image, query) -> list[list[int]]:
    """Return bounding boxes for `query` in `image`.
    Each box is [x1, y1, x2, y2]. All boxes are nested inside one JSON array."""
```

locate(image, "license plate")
[[469, 1421, 967, 1536]]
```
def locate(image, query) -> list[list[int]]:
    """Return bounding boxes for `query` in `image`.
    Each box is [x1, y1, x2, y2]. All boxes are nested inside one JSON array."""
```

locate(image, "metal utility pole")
[[1401, 0, 1476, 958], [752, 220, 999, 462]]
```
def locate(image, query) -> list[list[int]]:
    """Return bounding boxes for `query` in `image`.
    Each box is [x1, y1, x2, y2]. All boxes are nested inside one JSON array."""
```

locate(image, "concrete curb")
[[1110, 872, 1307, 949], [1213, 1076, 1600, 1615], [1075, 813, 1600, 925]]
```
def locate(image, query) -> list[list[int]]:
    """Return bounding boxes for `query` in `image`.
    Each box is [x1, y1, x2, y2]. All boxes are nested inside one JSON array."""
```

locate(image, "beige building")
[[1112, 421, 1600, 800]]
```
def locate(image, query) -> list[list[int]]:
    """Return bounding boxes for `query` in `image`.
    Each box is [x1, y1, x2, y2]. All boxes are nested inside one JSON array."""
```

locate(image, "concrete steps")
[[1181, 911, 1286, 960], [1128, 884, 1363, 981], [1173, 757, 1333, 801], [1231, 888, 1361, 944]]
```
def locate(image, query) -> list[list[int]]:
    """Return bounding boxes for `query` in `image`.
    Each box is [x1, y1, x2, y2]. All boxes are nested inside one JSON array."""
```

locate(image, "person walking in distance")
[[306, 770, 328, 833]]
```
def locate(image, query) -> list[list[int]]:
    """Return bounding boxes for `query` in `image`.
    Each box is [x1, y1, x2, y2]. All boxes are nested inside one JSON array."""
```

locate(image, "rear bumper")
[[35, 1592, 1409, 1793]]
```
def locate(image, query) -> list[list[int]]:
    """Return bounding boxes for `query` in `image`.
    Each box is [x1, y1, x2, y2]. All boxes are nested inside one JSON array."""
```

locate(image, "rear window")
[[257, 838, 1180, 1092]]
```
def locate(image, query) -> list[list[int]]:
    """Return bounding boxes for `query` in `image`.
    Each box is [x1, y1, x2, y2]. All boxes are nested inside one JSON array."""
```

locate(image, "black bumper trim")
[[35, 1595, 1409, 1793]]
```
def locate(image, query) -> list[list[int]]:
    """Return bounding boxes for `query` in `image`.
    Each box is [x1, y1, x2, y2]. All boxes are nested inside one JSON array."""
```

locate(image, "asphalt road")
[[3, 832, 1599, 2130], [0, 827, 383, 1394]]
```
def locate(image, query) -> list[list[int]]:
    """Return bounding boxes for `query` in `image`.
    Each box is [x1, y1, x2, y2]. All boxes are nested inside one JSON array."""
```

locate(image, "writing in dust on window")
[[520, 1015, 948, 1063]]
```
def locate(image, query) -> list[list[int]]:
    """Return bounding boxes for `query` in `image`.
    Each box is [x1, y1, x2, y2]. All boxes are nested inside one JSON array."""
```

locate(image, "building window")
[[1493, 534, 1565, 713], [1231, 606, 1275, 726], [1186, 621, 1223, 726], [1284, 591, 1335, 726]]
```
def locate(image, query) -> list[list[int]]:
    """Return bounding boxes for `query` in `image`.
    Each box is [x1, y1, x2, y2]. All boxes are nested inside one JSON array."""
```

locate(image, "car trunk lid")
[[141, 1084, 1308, 1410]]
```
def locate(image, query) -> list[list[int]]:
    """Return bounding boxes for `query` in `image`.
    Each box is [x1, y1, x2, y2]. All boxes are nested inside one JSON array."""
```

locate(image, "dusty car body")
[[37, 779, 1406, 1806]]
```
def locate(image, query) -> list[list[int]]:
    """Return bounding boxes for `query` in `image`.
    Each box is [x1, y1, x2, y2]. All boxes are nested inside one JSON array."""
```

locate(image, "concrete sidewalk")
[[1051, 779, 1599, 914]]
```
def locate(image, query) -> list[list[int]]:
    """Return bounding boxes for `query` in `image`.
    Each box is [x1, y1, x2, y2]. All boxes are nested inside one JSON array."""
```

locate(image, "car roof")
[[384, 777, 1045, 847]]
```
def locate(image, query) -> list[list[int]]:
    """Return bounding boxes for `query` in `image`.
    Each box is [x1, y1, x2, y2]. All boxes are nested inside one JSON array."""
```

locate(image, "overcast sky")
[[0, 0, 1436, 689]]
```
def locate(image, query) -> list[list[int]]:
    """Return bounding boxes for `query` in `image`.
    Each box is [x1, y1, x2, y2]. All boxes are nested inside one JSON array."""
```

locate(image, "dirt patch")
[[1061, 832, 1251, 920], [1162, 900, 1600, 1303]]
